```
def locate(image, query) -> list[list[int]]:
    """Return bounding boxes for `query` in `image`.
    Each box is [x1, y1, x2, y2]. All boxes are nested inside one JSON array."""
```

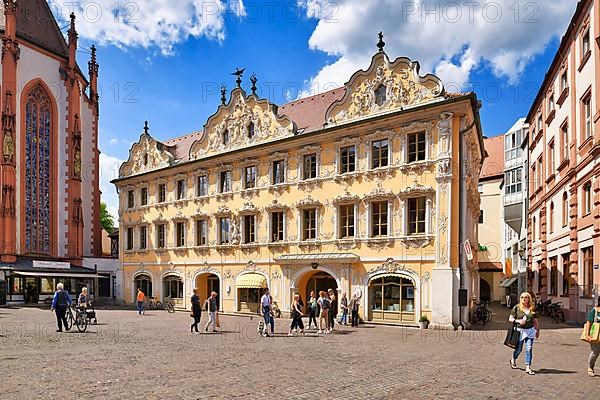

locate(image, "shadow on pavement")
[[535, 368, 577, 374]]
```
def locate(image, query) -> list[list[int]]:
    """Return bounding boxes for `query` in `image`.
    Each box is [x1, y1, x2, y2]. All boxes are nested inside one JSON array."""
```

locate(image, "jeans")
[[55, 306, 68, 331], [137, 301, 144, 314], [589, 342, 600, 370], [339, 310, 347, 324], [513, 337, 534, 365], [262, 306, 272, 334], [205, 311, 217, 331]]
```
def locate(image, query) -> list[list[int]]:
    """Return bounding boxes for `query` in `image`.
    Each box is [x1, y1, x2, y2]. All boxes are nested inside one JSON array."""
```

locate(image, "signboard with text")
[[32, 261, 70, 270]]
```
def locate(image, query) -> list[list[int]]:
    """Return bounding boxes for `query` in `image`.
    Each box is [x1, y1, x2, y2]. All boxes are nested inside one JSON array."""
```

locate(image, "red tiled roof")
[[278, 88, 346, 133], [480, 135, 504, 179], [163, 131, 203, 161]]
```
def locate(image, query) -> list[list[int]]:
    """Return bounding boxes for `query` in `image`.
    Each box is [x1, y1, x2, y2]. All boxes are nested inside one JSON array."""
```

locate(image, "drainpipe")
[[458, 118, 476, 329]]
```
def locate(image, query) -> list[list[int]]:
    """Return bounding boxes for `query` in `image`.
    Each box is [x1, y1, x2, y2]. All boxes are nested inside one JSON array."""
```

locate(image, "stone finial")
[[144, 121, 149, 135], [220, 85, 227, 105], [377, 31, 385, 52], [232, 67, 245, 88], [250, 74, 257, 95]]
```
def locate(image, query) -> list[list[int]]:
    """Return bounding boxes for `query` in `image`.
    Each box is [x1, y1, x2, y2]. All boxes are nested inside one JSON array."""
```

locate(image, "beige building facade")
[[113, 45, 485, 327]]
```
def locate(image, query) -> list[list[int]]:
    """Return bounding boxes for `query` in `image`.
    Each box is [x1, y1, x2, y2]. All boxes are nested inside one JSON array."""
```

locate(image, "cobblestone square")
[[0, 306, 597, 399]]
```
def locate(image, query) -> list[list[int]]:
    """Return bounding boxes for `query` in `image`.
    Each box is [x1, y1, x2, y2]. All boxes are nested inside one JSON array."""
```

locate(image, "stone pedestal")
[[431, 267, 456, 329]]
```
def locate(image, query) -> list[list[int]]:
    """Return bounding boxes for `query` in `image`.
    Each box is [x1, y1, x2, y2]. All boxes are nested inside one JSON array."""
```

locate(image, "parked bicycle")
[[547, 301, 565, 323], [536, 299, 552, 316], [471, 301, 492, 325], [147, 296, 163, 310], [164, 296, 175, 313]]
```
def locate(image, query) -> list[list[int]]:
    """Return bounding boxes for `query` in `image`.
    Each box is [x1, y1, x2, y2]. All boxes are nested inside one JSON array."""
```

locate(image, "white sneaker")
[[317, 330, 323, 334]]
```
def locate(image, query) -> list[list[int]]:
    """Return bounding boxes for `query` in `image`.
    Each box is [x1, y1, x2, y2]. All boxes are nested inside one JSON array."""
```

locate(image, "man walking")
[[136, 288, 145, 315], [261, 288, 272, 337], [349, 294, 360, 327], [50, 282, 72, 332], [204, 291, 219, 332]]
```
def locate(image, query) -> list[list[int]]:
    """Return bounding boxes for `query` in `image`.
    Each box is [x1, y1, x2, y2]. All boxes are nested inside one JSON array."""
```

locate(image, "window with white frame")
[[583, 182, 592, 215], [371, 201, 388, 237], [303, 154, 317, 180], [126, 227, 134, 250], [197, 175, 208, 197], [219, 170, 232, 193], [176, 179, 186, 200], [371, 139, 389, 169], [504, 129, 522, 161], [271, 211, 285, 242], [139, 226, 147, 249], [407, 131, 426, 163], [302, 208, 317, 241], [244, 165, 257, 189], [156, 224, 166, 248], [504, 168, 522, 195], [562, 192, 568, 227], [407, 197, 426, 235], [127, 190, 135, 208], [560, 71, 568, 92], [583, 94, 592, 139], [196, 219, 208, 246], [243, 215, 256, 244], [339, 145, 356, 173], [560, 122, 569, 161], [272, 160, 285, 184], [338, 204, 355, 239], [219, 217, 230, 244], [175, 222, 186, 247], [548, 140, 555, 175], [582, 27, 591, 57], [157, 183, 167, 203], [548, 94, 555, 113]]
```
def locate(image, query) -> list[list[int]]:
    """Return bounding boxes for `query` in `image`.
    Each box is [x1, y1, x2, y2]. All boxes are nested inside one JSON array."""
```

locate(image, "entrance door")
[[25, 277, 39, 304], [480, 279, 491, 302], [306, 272, 337, 298], [207, 275, 219, 305]]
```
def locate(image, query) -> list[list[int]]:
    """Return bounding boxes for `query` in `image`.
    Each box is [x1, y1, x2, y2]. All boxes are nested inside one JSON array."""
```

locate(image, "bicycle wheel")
[[156, 301, 163, 310], [485, 310, 492, 322], [76, 313, 88, 333], [66, 309, 74, 331], [166, 303, 175, 313]]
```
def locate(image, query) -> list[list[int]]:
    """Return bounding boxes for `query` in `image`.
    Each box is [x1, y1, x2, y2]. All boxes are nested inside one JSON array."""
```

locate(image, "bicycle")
[[472, 302, 492, 325], [547, 302, 565, 323], [147, 296, 163, 310], [164, 296, 175, 313], [66, 304, 88, 332]]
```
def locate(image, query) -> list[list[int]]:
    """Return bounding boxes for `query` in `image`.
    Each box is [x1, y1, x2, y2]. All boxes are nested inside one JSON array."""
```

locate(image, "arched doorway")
[[304, 271, 338, 299], [480, 278, 491, 302], [368, 275, 416, 323], [133, 274, 152, 302], [162, 274, 184, 306], [195, 273, 220, 305]]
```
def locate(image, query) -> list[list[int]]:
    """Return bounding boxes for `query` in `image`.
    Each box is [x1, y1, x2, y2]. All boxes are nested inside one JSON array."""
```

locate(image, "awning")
[[274, 253, 359, 265], [236, 273, 267, 289], [11, 271, 108, 279], [499, 277, 518, 287]]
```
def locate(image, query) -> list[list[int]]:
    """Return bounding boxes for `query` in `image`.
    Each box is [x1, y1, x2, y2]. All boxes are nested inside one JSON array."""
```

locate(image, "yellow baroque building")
[[113, 46, 485, 328]]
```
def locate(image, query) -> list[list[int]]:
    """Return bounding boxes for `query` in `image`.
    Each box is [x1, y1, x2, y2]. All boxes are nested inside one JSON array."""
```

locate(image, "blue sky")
[[49, 1, 576, 216]]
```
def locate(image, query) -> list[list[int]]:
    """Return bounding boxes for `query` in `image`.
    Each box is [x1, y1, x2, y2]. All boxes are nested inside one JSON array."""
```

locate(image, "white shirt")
[[261, 294, 270, 307]]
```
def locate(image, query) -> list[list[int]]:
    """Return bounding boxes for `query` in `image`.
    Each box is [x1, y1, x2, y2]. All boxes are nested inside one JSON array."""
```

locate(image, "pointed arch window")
[[375, 84, 387, 106], [24, 85, 53, 254]]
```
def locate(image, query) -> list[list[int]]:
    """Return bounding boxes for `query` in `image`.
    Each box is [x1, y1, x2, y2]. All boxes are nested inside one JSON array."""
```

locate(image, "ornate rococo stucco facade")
[[114, 48, 485, 327]]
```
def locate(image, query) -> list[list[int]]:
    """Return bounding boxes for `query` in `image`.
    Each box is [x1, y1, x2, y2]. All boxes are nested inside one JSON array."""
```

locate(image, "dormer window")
[[143, 153, 148, 166], [375, 84, 386, 106], [222, 130, 229, 145], [248, 122, 255, 139]]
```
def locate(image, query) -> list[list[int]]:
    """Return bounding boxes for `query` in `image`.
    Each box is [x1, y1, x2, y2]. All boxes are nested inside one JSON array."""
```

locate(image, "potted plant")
[[419, 315, 430, 329]]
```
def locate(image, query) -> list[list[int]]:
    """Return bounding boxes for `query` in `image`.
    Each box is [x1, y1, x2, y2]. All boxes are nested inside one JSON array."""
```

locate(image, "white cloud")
[[108, 138, 119, 145], [99, 152, 123, 220], [50, 0, 246, 55], [299, 0, 575, 92]]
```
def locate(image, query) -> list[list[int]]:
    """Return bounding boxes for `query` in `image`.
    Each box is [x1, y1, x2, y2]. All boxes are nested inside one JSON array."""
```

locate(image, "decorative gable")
[[325, 52, 445, 125], [189, 89, 297, 159], [119, 132, 174, 178]]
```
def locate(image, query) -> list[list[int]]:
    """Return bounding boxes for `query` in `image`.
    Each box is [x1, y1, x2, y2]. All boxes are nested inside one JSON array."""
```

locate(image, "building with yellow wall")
[[113, 43, 485, 328]]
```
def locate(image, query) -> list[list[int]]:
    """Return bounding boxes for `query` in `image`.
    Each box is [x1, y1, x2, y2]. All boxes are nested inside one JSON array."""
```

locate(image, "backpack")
[[321, 298, 330, 310]]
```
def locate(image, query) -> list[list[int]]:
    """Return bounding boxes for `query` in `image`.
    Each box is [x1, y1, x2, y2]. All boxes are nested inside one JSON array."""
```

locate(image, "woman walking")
[[288, 294, 305, 336], [509, 292, 540, 375], [339, 292, 348, 325], [328, 289, 337, 331], [584, 296, 600, 377], [308, 291, 318, 330], [317, 291, 330, 334], [190, 288, 202, 334]]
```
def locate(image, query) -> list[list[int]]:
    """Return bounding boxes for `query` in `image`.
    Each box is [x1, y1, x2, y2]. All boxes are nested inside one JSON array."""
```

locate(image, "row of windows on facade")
[[530, 182, 593, 241], [126, 133, 428, 208], [533, 246, 595, 298], [534, 23, 593, 139], [124, 198, 427, 250]]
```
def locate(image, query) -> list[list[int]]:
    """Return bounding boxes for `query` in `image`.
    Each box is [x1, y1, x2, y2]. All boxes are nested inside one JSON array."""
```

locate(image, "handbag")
[[190, 310, 194, 318], [504, 322, 521, 348], [216, 313, 221, 328], [580, 309, 600, 343]]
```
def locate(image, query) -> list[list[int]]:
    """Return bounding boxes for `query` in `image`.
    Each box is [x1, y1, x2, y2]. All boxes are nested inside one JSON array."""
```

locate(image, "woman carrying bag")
[[508, 292, 539, 375], [583, 297, 600, 377]]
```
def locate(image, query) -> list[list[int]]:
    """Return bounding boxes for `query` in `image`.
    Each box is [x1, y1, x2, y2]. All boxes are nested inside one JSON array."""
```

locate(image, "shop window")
[[371, 201, 388, 237], [371, 139, 389, 169], [407, 131, 426, 163], [163, 276, 183, 299], [303, 154, 317, 180], [244, 166, 256, 189], [8, 276, 23, 295], [302, 208, 317, 241], [370, 276, 414, 313], [41, 278, 55, 295], [338, 204, 355, 239], [408, 197, 426, 235], [340, 145, 356, 174]]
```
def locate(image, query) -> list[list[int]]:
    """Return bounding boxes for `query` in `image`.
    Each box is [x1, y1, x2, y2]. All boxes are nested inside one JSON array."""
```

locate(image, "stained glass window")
[[25, 85, 53, 254]]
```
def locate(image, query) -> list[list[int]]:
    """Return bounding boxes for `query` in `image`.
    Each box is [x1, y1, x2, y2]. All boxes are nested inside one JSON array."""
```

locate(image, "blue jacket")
[[51, 290, 72, 309]]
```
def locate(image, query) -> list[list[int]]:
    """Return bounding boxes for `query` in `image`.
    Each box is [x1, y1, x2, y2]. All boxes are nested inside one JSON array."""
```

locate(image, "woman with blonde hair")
[[288, 294, 305, 336], [509, 291, 540, 375], [317, 291, 330, 334]]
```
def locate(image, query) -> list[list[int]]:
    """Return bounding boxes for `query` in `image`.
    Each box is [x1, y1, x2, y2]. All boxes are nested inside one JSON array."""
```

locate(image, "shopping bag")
[[216, 313, 221, 328], [504, 323, 520, 349], [580, 309, 600, 343]]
